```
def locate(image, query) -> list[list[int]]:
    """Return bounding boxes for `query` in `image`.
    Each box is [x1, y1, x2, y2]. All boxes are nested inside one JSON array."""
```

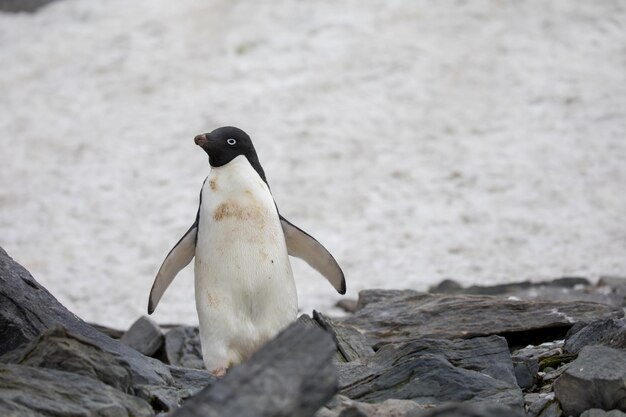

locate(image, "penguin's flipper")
[[280, 216, 346, 294], [148, 224, 197, 314]]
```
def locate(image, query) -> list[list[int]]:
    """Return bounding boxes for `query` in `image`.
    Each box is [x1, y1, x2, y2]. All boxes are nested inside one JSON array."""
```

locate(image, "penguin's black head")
[[194, 126, 267, 182]]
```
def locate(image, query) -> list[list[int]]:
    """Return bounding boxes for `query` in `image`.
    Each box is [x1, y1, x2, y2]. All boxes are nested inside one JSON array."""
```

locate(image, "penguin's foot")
[[211, 367, 227, 377]]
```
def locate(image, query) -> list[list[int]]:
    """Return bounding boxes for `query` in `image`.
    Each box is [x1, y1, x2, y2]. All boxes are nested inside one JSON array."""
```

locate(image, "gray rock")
[[598, 276, 626, 292], [316, 397, 525, 417], [315, 395, 427, 417], [511, 342, 563, 390], [536, 401, 560, 417], [554, 345, 626, 417], [338, 335, 523, 408], [416, 403, 525, 417], [512, 355, 538, 390], [581, 409, 626, 417], [168, 366, 216, 400], [511, 340, 581, 391], [172, 321, 338, 417], [0, 245, 214, 412], [428, 279, 464, 294], [564, 318, 626, 354], [121, 316, 164, 357], [540, 362, 571, 385], [0, 363, 153, 417], [0, 325, 133, 393], [0, 323, 215, 413], [88, 322, 125, 339], [0, 0, 59, 13], [314, 311, 374, 362], [339, 290, 623, 349], [429, 277, 590, 296], [335, 299, 359, 313], [525, 393, 558, 417], [428, 278, 624, 307], [512, 286, 624, 308], [165, 326, 204, 369], [0, 246, 171, 386]]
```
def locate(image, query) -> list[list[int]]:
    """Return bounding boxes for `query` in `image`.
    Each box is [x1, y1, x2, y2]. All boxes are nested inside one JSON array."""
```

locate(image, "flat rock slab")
[[429, 277, 590, 295], [172, 322, 337, 417], [338, 335, 523, 408], [340, 290, 624, 348], [554, 345, 626, 417], [0, 363, 153, 417], [0, 325, 133, 393]]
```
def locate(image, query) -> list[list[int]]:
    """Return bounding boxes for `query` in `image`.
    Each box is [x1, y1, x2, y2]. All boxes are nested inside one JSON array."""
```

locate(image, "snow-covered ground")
[[1, 0, 625, 329]]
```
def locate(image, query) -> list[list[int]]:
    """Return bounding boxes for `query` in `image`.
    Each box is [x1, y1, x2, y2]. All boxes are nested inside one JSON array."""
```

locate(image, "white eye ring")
[[227, 138, 236, 145]]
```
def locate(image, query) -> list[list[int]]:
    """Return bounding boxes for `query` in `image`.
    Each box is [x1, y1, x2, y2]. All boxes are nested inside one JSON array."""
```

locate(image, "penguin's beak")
[[194, 134, 209, 147]]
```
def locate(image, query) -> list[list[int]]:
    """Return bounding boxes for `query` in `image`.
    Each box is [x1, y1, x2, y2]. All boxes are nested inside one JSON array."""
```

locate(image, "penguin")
[[147, 126, 345, 376]]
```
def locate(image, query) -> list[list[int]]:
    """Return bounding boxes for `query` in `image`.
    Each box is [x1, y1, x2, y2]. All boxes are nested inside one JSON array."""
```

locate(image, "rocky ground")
[[1, 245, 626, 417]]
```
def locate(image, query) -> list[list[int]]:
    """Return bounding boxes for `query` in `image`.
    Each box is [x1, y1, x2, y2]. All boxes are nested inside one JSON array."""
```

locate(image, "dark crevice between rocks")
[[148, 394, 169, 414], [500, 325, 571, 351]]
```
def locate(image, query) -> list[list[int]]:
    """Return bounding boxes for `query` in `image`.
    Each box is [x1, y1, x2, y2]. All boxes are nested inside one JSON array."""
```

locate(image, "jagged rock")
[[513, 342, 578, 392], [0, 247, 170, 386], [536, 402, 560, 417], [339, 290, 623, 349], [0, 246, 215, 412], [314, 311, 374, 362], [121, 316, 164, 357], [320, 401, 526, 417], [0, 325, 133, 393], [416, 403, 525, 417], [0, 363, 153, 417], [0, 321, 215, 413], [539, 363, 571, 388], [525, 393, 559, 417], [165, 326, 204, 369], [554, 346, 626, 417], [172, 321, 337, 417], [338, 335, 523, 408], [168, 366, 216, 400], [564, 318, 626, 354], [581, 409, 626, 417], [298, 313, 322, 328], [315, 395, 428, 417]]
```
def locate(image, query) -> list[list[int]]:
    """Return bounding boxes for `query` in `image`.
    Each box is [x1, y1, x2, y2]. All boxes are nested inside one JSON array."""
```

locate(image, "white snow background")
[[1, 0, 625, 329]]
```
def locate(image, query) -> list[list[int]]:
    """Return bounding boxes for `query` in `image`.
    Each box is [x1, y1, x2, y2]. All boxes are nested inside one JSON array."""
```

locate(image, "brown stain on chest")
[[206, 292, 220, 308], [209, 178, 218, 191], [213, 200, 266, 227]]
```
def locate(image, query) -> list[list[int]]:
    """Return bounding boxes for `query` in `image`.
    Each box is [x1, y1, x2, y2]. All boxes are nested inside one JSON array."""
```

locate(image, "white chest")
[[196, 155, 284, 266]]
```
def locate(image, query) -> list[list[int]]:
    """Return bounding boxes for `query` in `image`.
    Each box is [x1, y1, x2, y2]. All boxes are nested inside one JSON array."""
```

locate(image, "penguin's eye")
[[226, 138, 237, 145]]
